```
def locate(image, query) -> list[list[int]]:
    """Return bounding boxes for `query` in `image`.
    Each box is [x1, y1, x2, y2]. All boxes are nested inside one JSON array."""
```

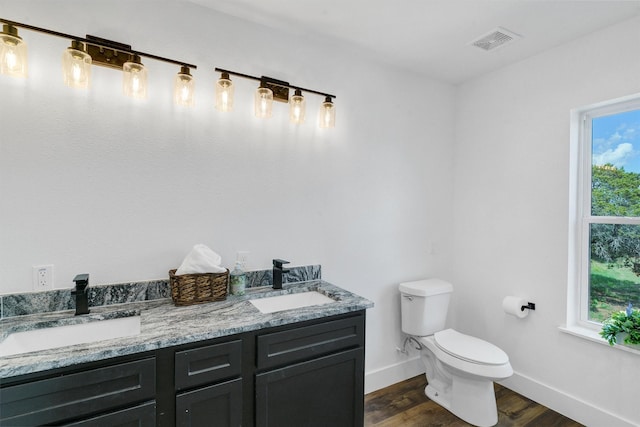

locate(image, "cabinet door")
[[255, 348, 364, 427], [176, 377, 242, 427], [62, 401, 156, 426]]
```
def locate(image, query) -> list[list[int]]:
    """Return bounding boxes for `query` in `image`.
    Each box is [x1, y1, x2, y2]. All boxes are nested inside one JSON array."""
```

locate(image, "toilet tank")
[[399, 279, 453, 336]]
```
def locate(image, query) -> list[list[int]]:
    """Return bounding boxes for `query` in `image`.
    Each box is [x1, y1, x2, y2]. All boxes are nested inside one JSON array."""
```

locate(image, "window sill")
[[559, 325, 640, 356]]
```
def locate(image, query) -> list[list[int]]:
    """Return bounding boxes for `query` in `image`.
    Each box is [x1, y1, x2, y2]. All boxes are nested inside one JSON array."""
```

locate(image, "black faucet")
[[272, 259, 290, 290], [72, 274, 90, 315]]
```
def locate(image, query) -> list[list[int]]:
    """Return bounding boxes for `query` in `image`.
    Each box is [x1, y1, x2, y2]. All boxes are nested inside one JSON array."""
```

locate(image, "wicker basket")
[[169, 269, 229, 306]]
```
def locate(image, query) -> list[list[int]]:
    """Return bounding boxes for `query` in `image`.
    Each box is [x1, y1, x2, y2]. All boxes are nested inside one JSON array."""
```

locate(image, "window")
[[574, 97, 640, 329]]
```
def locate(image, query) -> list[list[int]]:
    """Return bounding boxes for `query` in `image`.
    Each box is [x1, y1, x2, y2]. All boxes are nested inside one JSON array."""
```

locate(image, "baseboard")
[[499, 371, 637, 427], [364, 356, 424, 394]]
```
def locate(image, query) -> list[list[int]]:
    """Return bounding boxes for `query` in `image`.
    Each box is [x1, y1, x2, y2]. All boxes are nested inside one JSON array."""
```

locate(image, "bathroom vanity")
[[0, 280, 372, 427]]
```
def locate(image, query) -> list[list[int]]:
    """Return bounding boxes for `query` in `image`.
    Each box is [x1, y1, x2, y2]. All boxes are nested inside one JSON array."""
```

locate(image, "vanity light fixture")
[[0, 18, 197, 104], [215, 71, 234, 112], [0, 17, 338, 124], [215, 67, 336, 128], [0, 23, 28, 78]]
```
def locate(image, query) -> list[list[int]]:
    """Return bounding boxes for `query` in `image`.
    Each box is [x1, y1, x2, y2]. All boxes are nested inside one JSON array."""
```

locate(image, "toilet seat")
[[434, 329, 509, 365]]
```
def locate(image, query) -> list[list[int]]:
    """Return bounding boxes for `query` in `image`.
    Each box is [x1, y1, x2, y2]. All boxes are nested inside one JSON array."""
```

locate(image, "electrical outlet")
[[236, 251, 250, 267], [32, 265, 54, 291]]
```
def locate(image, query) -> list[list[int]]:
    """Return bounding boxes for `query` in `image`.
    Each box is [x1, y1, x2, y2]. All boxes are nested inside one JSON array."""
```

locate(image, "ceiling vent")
[[470, 27, 521, 51]]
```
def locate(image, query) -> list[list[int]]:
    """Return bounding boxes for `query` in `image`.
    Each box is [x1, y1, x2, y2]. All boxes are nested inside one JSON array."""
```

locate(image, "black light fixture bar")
[[0, 18, 197, 69], [215, 67, 335, 100]]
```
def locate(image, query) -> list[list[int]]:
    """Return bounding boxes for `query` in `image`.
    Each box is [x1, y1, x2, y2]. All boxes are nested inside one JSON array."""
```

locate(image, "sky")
[[592, 108, 640, 173]]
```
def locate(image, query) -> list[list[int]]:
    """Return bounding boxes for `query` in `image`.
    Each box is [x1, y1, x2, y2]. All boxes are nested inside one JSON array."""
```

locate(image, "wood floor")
[[364, 375, 584, 427]]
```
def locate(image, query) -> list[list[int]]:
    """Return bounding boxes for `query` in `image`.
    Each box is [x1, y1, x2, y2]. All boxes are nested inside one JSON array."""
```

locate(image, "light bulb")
[[255, 83, 273, 118], [215, 72, 234, 112], [174, 66, 194, 107], [5, 49, 16, 69], [289, 89, 305, 124], [62, 41, 91, 89], [123, 55, 147, 99], [72, 64, 81, 81], [0, 24, 28, 78]]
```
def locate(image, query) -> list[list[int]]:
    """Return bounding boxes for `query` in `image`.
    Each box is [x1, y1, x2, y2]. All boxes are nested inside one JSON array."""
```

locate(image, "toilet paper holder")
[[521, 302, 536, 311]]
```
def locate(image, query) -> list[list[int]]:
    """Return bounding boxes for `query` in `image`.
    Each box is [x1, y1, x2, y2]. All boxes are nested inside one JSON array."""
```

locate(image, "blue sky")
[[592, 108, 640, 173]]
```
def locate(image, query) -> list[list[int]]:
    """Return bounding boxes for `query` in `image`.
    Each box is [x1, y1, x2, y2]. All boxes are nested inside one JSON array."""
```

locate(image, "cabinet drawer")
[[256, 315, 364, 370], [0, 358, 156, 426], [62, 400, 156, 426], [175, 339, 242, 391]]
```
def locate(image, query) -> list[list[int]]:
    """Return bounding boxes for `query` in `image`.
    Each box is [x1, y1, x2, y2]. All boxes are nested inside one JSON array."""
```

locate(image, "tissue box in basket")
[[169, 269, 229, 306]]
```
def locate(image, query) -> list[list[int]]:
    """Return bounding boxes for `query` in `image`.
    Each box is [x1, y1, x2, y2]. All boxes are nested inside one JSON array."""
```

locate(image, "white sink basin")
[[249, 291, 336, 314], [0, 315, 141, 357]]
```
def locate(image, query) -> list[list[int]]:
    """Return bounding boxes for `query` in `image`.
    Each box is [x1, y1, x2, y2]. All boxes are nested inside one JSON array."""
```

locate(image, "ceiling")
[[186, 0, 640, 84]]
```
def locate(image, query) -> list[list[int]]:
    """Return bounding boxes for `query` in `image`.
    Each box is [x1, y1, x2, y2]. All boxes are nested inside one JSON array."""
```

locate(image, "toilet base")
[[424, 373, 498, 427], [417, 335, 504, 427]]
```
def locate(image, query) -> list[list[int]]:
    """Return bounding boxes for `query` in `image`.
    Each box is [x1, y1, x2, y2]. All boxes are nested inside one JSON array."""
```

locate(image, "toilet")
[[399, 279, 512, 427]]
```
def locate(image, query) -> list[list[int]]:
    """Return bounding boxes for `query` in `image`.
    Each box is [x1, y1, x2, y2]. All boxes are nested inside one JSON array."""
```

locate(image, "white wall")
[[0, 0, 455, 389], [452, 16, 640, 427]]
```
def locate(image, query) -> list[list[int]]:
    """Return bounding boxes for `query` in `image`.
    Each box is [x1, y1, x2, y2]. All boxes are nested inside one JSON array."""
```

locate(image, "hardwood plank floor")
[[364, 375, 584, 427]]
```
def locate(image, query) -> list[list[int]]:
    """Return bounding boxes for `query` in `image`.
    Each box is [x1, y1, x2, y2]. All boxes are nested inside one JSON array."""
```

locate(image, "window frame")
[[574, 95, 640, 330]]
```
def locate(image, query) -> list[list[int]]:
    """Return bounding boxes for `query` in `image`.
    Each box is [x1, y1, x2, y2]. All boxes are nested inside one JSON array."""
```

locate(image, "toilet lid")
[[434, 329, 509, 365]]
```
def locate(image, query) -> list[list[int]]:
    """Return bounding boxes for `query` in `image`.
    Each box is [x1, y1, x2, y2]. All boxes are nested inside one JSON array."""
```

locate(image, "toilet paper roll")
[[503, 296, 529, 318]]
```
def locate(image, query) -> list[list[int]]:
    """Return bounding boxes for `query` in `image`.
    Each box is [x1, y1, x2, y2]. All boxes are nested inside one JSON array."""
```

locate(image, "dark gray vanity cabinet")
[[0, 310, 366, 427], [169, 312, 366, 427]]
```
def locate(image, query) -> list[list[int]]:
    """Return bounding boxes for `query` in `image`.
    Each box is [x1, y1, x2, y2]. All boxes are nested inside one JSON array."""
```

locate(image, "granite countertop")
[[0, 280, 373, 379]]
